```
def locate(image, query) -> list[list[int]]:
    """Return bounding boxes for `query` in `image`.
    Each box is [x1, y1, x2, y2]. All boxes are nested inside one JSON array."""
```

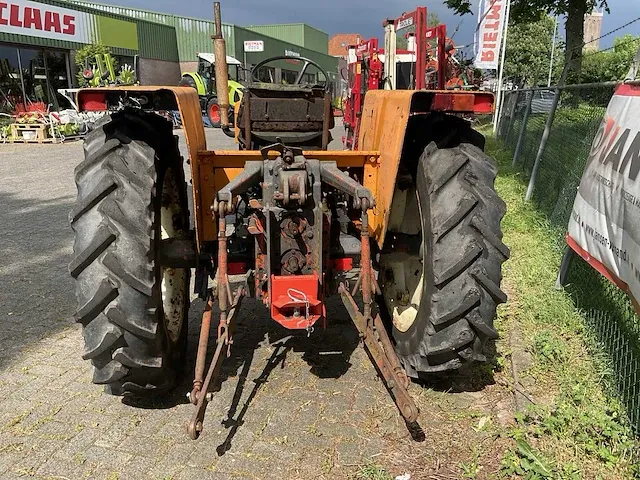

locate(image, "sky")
[[95, 0, 640, 53]]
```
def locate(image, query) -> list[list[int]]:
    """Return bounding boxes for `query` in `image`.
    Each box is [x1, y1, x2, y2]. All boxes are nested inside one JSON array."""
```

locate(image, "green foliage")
[[581, 34, 640, 83], [356, 464, 392, 480], [513, 385, 635, 468], [0, 124, 11, 139], [117, 64, 136, 85], [483, 133, 638, 478], [444, 0, 609, 79], [532, 330, 566, 363], [54, 123, 80, 137], [444, 0, 608, 22], [504, 15, 562, 86]]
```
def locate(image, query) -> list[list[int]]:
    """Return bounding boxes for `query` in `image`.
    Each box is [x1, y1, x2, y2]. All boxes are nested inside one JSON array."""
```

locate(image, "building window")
[[281, 69, 297, 84], [0, 43, 71, 113], [0, 44, 21, 114], [255, 65, 276, 83]]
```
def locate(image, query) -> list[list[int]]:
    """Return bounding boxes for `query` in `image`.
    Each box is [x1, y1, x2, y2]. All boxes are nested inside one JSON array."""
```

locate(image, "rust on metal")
[[188, 286, 245, 440], [338, 284, 419, 423], [322, 92, 331, 149], [243, 90, 252, 149], [198, 150, 379, 167], [357, 90, 414, 248], [360, 200, 372, 321], [190, 293, 214, 404], [212, 2, 230, 127]]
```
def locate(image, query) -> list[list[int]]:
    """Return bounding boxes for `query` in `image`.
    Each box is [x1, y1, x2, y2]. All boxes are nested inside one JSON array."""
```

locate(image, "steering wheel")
[[251, 55, 330, 91]]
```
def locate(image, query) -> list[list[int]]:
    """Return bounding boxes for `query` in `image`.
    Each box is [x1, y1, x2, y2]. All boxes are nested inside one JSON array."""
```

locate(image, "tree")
[[581, 34, 640, 82], [503, 14, 562, 86], [444, 0, 609, 80]]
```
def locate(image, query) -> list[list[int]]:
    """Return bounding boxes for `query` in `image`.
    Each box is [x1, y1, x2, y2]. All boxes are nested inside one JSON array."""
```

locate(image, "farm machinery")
[[179, 52, 244, 128], [68, 3, 508, 439], [343, 6, 481, 148]]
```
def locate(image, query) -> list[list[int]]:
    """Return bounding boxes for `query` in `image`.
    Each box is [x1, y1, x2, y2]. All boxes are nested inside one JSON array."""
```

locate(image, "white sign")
[[397, 17, 414, 30], [568, 84, 640, 304], [0, 0, 92, 43], [284, 49, 301, 57], [243, 40, 264, 52], [474, 0, 506, 70]]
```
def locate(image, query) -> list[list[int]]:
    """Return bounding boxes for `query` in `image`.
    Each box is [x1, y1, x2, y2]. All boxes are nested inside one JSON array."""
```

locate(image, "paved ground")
[[0, 121, 514, 480]]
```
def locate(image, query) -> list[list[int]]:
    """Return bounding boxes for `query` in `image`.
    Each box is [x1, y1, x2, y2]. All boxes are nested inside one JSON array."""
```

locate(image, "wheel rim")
[[160, 169, 188, 343], [209, 103, 220, 124], [380, 188, 425, 333]]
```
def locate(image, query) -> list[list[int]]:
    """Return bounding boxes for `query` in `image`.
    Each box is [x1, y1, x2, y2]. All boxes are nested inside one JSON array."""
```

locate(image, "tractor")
[[179, 52, 244, 127], [343, 7, 481, 149], [68, 3, 508, 439]]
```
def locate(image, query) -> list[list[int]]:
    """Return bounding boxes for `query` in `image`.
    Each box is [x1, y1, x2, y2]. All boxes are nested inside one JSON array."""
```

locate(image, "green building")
[[68, 2, 339, 83], [0, 0, 337, 113]]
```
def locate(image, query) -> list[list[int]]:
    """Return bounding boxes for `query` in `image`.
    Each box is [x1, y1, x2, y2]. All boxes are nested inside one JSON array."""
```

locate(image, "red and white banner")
[[474, 0, 506, 70], [568, 84, 640, 305], [0, 0, 93, 43]]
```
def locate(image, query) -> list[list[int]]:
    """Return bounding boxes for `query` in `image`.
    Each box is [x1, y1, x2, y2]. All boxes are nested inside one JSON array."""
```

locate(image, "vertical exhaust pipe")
[[213, 2, 230, 128]]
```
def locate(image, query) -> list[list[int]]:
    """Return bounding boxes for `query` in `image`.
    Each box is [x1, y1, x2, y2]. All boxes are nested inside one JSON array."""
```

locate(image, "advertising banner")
[[567, 84, 640, 304], [474, 0, 506, 70], [0, 0, 93, 43]]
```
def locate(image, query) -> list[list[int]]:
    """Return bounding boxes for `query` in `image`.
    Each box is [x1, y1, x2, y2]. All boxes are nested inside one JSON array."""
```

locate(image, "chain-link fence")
[[497, 82, 640, 434]]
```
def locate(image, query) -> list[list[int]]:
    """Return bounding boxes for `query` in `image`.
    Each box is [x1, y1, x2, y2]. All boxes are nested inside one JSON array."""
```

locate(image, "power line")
[[583, 35, 640, 58]]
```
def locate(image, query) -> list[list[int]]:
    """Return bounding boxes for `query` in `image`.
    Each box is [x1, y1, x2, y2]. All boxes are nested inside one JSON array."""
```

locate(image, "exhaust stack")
[[212, 2, 230, 128]]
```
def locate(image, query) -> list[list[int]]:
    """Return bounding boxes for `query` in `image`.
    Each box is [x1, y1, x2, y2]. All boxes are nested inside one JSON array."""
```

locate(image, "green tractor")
[[179, 53, 244, 128]]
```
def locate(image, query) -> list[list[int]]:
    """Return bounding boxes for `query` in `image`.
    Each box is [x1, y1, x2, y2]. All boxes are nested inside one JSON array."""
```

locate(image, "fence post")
[[496, 90, 508, 138], [525, 87, 561, 201], [512, 89, 534, 166], [504, 90, 521, 142], [555, 247, 574, 289]]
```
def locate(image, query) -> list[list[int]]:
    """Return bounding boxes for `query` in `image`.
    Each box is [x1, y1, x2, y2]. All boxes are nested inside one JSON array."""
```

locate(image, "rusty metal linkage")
[[187, 286, 244, 440], [188, 200, 245, 440], [338, 201, 418, 423]]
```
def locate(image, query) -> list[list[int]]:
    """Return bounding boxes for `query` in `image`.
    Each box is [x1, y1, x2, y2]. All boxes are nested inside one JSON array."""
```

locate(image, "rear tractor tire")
[[69, 110, 190, 396], [379, 140, 509, 377]]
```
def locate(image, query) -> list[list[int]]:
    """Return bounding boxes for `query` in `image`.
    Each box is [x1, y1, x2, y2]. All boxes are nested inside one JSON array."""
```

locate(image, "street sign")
[[244, 40, 264, 52], [397, 17, 414, 30]]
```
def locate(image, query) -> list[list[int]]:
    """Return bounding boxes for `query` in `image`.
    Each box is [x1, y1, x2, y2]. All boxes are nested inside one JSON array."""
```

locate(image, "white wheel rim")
[[160, 170, 188, 343], [380, 188, 425, 332]]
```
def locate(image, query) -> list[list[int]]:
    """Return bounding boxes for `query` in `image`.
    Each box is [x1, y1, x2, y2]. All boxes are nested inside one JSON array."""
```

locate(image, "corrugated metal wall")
[[67, 1, 234, 62], [60, 1, 336, 72], [303, 25, 329, 55], [245, 24, 305, 48], [245, 24, 329, 55], [233, 26, 337, 75], [5, 0, 180, 61]]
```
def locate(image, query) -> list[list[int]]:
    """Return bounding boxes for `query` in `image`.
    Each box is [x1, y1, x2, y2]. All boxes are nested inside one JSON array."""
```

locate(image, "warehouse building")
[[70, 1, 339, 85], [0, 0, 180, 112], [0, 0, 338, 113]]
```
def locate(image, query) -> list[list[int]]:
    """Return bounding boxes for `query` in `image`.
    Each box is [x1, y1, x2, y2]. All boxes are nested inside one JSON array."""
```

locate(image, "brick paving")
[[0, 125, 398, 480], [0, 123, 514, 480]]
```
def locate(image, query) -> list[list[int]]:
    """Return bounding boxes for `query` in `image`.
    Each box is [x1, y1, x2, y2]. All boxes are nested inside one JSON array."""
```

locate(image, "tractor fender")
[[228, 80, 244, 104], [77, 86, 207, 248], [357, 89, 494, 249], [181, 72, 207, 96]]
